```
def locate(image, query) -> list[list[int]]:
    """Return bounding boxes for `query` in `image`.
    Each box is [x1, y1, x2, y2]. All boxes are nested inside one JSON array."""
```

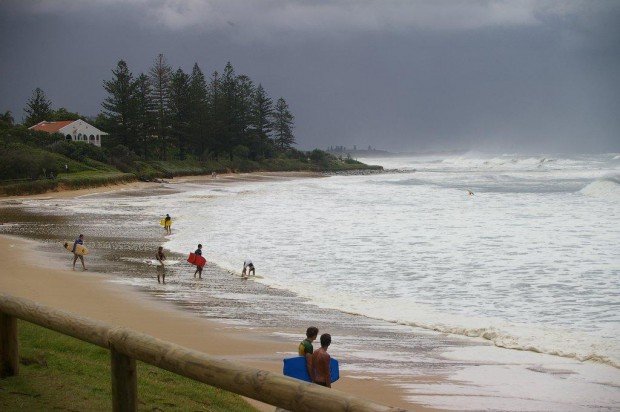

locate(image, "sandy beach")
[[2, 169, 618, 412], [0, 173, 437, 411]]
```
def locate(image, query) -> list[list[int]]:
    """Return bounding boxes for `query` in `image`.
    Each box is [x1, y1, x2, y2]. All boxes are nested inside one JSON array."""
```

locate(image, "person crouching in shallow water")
[[242, 259, 255, 278], [72, 234, 87, 271], [312, 333, 332, 387], [156, 246, 166, 283], [194, 244, 204, 279]]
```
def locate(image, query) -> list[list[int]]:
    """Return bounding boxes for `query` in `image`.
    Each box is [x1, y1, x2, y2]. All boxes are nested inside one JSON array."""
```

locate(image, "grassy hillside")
[[0, 126, 382, 196], [0, 321, 256, 411]]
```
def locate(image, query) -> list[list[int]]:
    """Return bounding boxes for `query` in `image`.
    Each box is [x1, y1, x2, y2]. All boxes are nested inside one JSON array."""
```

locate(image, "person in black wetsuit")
[[156, 246, 166, 283], [194, 244, 204, 279]]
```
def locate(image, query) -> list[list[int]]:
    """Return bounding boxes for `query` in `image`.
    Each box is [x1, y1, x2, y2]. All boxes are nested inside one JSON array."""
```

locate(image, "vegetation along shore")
[[0, 54, 380, 196]]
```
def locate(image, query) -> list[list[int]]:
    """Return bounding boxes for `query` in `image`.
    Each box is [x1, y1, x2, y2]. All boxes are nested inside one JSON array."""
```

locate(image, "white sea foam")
[[579, 175, 620, 199], [46, 153, 620, 371], [174, 153, 620, 369]]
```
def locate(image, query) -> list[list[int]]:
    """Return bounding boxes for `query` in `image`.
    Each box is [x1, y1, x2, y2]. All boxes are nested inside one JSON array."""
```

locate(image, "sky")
[[0, 0, 618, 153]]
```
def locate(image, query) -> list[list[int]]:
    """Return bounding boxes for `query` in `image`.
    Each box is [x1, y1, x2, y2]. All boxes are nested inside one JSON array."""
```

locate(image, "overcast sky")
[[1, 0, 618, 152]]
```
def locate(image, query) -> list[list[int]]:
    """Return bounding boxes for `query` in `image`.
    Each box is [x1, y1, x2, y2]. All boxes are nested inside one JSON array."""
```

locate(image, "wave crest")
[[579, 175, 620, 199]]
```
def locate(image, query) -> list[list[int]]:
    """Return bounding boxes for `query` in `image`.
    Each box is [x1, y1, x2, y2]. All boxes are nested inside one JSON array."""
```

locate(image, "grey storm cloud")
[[11, 0, 594, 36], [1, 0, 619, 152]]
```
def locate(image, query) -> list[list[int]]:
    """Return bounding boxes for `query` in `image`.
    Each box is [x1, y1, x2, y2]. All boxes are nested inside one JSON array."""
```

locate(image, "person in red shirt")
[[311, 333, 332, 388]]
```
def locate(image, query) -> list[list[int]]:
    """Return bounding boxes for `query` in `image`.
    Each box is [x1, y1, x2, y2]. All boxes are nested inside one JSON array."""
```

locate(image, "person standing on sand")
[[156, 246, 166, 283], [72, 234, 87, 271], [299, 327, 319, 382], [164, 214, 172, 235], [194, 244, 204, 279], [312, 333, 332, 388], [242, 259, 255, 277]]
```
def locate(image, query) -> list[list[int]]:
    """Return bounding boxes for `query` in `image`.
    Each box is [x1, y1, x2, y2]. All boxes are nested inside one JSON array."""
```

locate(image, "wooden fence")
[[0, 293, 406, 412]]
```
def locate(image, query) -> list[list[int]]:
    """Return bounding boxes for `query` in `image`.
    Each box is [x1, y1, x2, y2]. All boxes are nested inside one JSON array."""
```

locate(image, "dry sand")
[[0, 232, 437, 409]]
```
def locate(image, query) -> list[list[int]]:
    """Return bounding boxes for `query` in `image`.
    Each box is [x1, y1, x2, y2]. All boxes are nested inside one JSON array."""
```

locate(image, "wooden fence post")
[[0, 312, 19, 378], [111, 346, 137, 412]]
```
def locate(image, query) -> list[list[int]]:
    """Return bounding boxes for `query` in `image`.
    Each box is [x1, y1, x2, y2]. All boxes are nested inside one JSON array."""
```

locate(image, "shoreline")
[[1, 169, 618, 411], [0, 170, 326, 201], [0, 172, 439, 411], [0, 234, 433, 411]]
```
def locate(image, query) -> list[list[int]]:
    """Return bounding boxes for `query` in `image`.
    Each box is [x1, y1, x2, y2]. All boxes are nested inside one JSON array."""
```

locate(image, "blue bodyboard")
[[282, 356, 339, 382]]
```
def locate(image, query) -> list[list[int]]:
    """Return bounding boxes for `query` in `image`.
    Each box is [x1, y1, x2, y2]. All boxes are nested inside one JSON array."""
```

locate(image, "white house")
[[29, 119, 107, 147]]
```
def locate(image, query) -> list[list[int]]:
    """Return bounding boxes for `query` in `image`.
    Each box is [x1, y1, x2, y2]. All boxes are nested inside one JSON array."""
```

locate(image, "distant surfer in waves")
[[164, 214, 172, 235], [72, 234, 87, 271], [242, 259, 255, 278], [312, 334, 332, 388], [467, 190, 474, 196], [156, 246, 166, 283], [194, 244, 204, 279], [299, 327, 319, 383]]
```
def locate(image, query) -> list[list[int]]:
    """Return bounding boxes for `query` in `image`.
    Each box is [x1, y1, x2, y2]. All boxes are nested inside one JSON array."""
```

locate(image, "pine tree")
[[221, 62, 237, 157], [234, 74, 255, 149], [133, 73, 154, 158], [101, 60, 137, 149], [0, 111, 14, 129], [188, 63, 208, 157], [272, 98, 295, 150], [207, 70, 224, 157], [149, 54, 173, 159], [169, 68, 191, 160], [24, 88, 53, 127], [250, 84, 274, 158]]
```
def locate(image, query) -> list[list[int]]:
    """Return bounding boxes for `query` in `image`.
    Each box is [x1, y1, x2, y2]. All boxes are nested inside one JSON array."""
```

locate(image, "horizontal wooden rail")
[[0, 293, 406, 411]]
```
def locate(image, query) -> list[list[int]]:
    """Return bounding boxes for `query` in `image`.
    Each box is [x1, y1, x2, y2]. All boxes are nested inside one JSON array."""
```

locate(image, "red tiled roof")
[[29, 120, 75, 133]]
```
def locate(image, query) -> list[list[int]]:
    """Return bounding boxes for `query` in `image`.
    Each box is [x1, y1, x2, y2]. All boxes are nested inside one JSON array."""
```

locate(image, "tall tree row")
[[100, 55, 296, 161]]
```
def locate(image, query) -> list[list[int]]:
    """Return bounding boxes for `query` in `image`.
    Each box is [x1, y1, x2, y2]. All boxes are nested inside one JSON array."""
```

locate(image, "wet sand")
[[0, 172, 441, 411], [0, 234, 438, 411], [3, 171, 618, 411]]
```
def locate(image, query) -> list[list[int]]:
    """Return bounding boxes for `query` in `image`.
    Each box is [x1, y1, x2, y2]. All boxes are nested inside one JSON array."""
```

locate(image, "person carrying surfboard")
[[194, 244, 204, 279], [72, 234, 87, 271], [298, 327, 319, 382], [164, 214, 172, 235], [312, 333, 332, 388], [156, 246, 166, 266]]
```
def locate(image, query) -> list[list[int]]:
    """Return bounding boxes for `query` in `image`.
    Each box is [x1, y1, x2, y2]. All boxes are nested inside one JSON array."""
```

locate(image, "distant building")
[[29, 119, 106, 147]]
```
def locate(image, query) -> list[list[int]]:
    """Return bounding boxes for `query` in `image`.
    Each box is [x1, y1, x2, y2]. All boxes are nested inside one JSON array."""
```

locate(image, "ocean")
[[165, 152, 620, 369], [2, 152, 619, 410]]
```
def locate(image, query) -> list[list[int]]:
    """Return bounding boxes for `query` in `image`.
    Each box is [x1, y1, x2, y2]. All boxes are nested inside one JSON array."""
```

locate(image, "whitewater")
[[162, 152, 620, 368]]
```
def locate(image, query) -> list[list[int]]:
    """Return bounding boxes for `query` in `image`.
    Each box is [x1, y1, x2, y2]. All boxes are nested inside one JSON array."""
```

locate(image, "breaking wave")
[[579, 175, 620, 199]]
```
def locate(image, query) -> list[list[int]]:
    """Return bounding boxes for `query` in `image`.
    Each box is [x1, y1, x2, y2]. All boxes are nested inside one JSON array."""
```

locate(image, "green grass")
[[0, 154, 382, 196], [0, 321, 257, 411], [56, 171, 137, 190], [0, 180, 59, 196], [0, 171, 136, 196]]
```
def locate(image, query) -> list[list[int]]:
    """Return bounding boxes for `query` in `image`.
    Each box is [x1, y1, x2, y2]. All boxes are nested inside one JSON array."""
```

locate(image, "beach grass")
[[57, 170, 136, 189], [0, 320, 257, 411]]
